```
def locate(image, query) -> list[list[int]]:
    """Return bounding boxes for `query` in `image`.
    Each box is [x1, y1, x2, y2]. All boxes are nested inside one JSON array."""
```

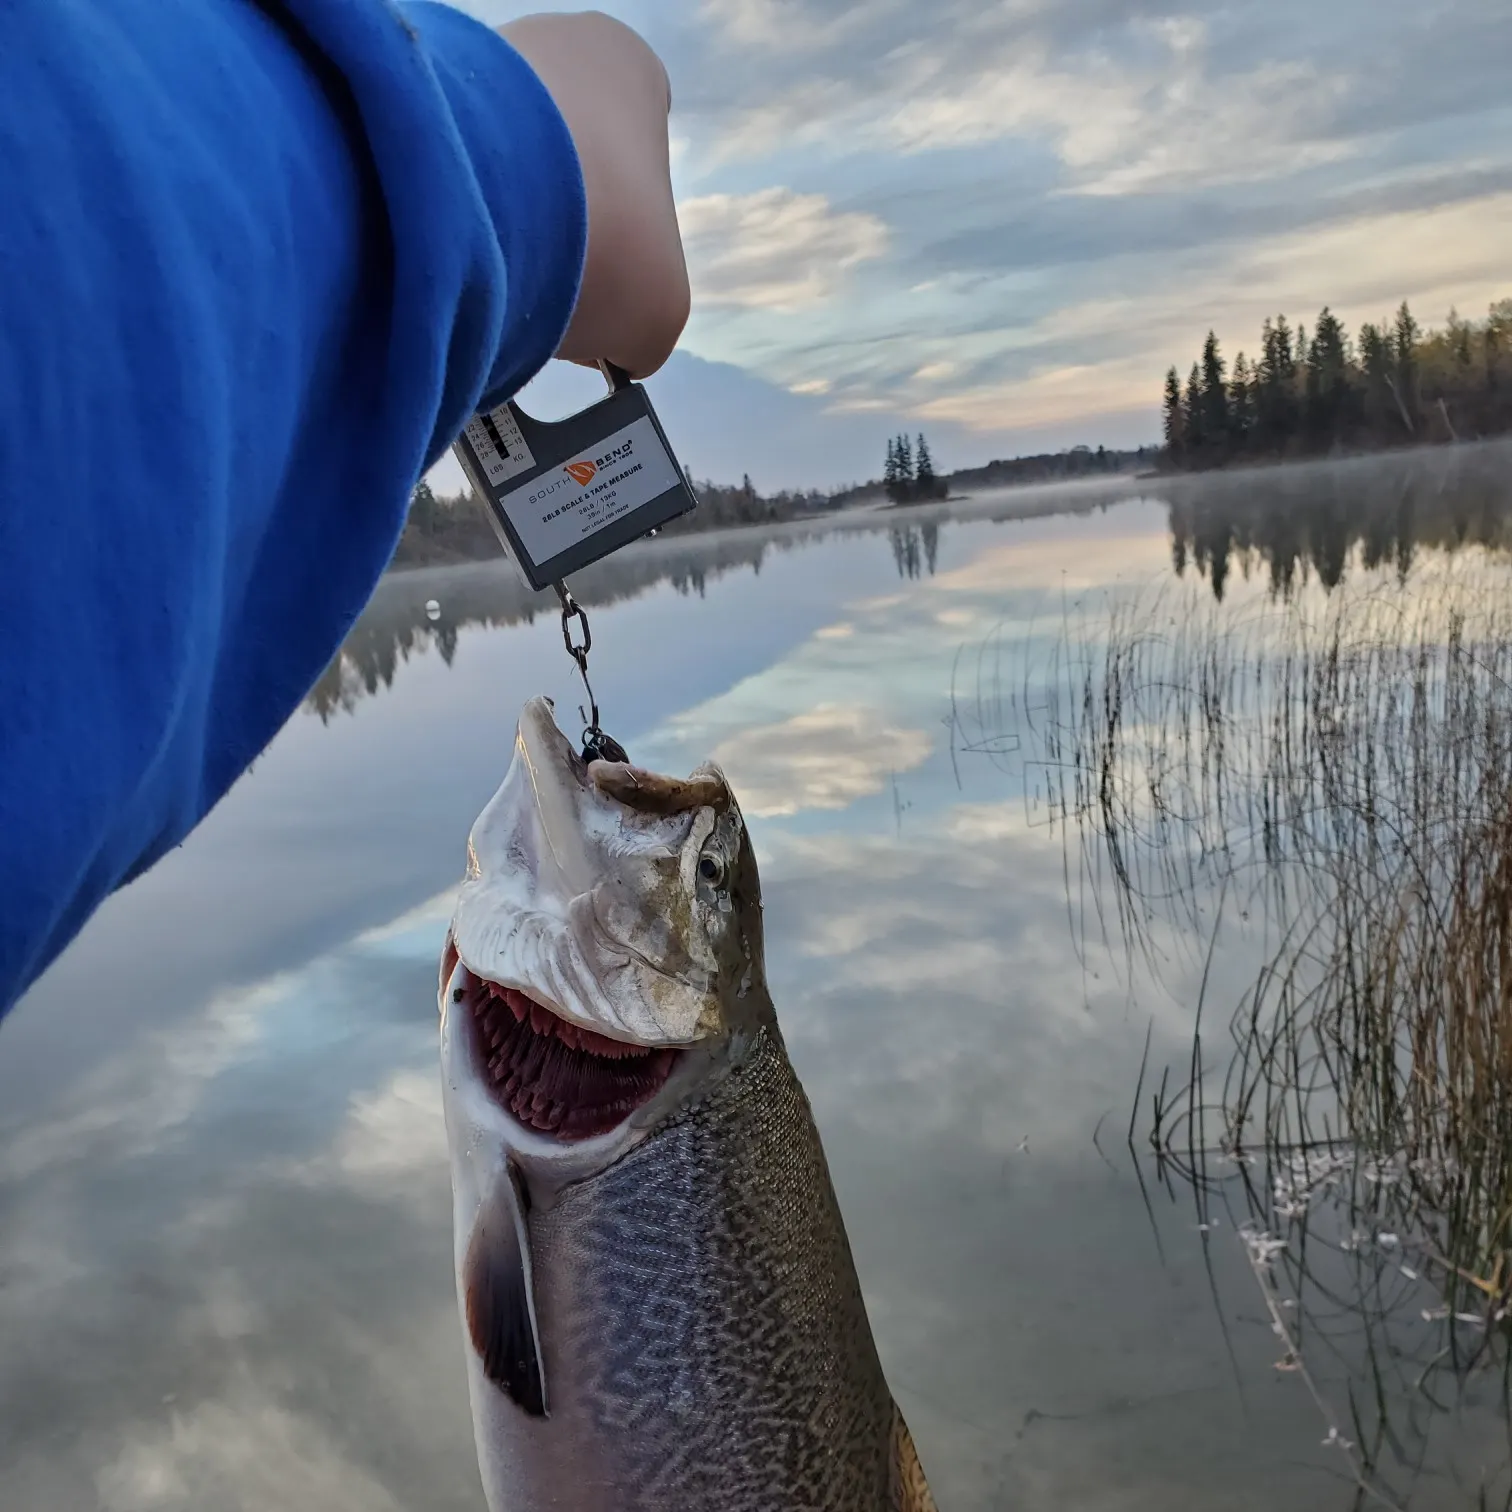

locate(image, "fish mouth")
[[453, 963, 680, 1142]]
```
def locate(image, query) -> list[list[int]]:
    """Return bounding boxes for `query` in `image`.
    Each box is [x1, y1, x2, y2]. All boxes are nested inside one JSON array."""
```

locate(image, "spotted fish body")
[[439, 698, 936, 1512]]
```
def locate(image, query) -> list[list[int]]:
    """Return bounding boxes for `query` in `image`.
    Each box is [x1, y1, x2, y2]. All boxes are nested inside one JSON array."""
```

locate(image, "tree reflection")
[[1167, 444, 1512, 601], [888, 523, 940, 580], [304, 533, 785, 722], [306, 478, 1140, 720]]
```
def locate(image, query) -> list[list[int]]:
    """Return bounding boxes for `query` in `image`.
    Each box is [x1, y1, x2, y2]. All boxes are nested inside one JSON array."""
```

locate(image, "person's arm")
[[0, 1, 681, 1018]]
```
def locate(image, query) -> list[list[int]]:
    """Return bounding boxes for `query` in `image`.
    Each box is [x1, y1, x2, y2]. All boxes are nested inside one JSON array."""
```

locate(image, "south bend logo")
[[563, 460, 597, 486]]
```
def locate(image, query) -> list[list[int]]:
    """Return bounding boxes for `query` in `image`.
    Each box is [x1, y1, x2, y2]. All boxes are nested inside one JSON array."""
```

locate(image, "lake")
[[5, 442, 1512, 1511]]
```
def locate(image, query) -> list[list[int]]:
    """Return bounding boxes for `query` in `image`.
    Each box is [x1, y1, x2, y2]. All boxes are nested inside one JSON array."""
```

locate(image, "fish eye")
[[698, 853, 725, 887]]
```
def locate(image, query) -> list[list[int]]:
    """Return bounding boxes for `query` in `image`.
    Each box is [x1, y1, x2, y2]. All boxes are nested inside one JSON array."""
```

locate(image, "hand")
[[499, 13, 690, 381]]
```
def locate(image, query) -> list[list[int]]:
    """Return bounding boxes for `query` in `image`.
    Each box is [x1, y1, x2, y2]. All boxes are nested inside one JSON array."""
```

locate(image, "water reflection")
[[308, 480, 1138, 721], [890, 523, 940, 580], [15, 464, 1508, 1511], [306, 531, 790, 721], [1167, 440, 1512, 601]]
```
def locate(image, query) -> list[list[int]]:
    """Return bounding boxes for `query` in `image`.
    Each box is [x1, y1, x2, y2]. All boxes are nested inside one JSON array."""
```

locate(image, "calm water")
[[6, 445, 1512, 1511]]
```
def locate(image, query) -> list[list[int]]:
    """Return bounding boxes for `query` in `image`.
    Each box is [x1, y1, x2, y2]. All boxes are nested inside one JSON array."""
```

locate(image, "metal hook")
[[552, 582, 628, 764]]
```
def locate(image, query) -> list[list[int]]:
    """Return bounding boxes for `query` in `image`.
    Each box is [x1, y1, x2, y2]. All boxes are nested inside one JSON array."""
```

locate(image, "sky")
[[427, 0, 1512, 493]]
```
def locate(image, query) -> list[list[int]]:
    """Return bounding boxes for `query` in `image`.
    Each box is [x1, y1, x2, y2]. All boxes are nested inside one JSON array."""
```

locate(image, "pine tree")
[[408, 478, 442, 538], [1183, 363, 1204, 453], [1391, 301, 1420, 434], [897, 434, 914, 498], [1359, 321, 1394, 439], [1228, 353, 1254, 451], [1448, 307, 1474, 368], [915, 433, 943, 500], [1162, 366, 1185, 465], [1305, 307, 1350, 450], [1256, 315, 1298, 453], [1489, 300, 1512, 395], [1199, 331, 1228, 455]]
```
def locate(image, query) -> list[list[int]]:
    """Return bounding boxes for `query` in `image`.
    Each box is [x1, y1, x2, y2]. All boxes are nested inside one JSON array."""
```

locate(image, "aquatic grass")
[[964, 554, 1512, 1505], [1029, 566, 1512, 1294]]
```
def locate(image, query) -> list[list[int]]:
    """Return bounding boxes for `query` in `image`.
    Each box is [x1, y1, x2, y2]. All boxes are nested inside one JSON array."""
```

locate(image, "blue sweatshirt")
[[0, 0, 587, 1017]]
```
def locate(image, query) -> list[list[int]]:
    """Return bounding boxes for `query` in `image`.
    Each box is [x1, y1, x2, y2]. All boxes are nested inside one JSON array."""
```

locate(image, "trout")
[[438, 696, 936, 1512]]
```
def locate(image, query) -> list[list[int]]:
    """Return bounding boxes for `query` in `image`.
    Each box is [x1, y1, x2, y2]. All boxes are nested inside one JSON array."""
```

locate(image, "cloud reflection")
[[289, 1068, 448, 1210], [0, 986, 271, 1182], [95, 1371, 410, 1512], [711, 704, 932, 817]]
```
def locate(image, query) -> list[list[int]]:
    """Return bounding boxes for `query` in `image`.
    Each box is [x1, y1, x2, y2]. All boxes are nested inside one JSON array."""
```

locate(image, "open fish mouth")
[[454, 963, 680, 1142]]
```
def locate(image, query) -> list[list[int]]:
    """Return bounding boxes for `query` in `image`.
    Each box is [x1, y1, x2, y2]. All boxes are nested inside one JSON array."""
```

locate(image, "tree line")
[[666, 470, 832, 533], [394, 471, 835, 568], [395, 427, 1157, 570], [950, 443, 1155, 490], [1162, 297, 1512, 470], [883, 433, 948, 503]]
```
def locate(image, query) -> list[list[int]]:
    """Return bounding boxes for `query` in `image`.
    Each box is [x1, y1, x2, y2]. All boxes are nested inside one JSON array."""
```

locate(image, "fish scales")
[[521, 1024, 892, 1511]]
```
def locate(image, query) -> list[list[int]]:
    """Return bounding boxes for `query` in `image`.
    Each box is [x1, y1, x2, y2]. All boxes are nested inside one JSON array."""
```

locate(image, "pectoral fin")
[[889, 1405, 937, 1512], [463, 1162, 547, 1418]]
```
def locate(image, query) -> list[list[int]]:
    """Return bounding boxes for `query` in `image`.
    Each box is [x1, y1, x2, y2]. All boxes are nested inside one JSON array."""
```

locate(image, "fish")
[[438, 695, 937, 1512]]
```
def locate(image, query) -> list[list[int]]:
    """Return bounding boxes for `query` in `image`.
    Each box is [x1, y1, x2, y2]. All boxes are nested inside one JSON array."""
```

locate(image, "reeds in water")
[[970, 559, 1512, 1504]]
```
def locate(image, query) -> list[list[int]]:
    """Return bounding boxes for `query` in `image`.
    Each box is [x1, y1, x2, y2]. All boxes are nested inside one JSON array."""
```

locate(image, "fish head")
[[440, 696, 767, 1166]]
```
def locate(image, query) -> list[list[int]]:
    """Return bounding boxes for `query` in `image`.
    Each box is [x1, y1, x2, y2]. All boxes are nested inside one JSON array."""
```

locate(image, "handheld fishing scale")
[[450, 361, 697, 761]]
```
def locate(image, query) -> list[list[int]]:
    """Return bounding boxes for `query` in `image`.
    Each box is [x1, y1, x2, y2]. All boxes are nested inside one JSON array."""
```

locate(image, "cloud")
[[702, 12, 1354, 196], [889, 22, 1351, 197], [1040, 187, 1512, 386], [903, 186, 1512, 432], [918, 357, 1157, 431], [677, 188, 889, 311], [697, 0, 865, 51], [709, 704, 932, 816]]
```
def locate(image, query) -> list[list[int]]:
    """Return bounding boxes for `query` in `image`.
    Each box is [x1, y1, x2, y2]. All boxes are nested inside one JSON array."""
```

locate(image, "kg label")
[[499, 416, 681, 564], [463, 404, 535, 487]]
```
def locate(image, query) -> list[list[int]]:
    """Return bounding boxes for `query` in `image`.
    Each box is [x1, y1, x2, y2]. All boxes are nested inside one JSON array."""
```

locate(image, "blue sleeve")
[[0, 0, 588, 1017]]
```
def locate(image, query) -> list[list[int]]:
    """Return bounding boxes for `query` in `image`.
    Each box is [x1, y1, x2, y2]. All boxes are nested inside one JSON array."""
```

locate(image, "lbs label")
[[499, 416, 681, 564], [463, 405, 535, 486]]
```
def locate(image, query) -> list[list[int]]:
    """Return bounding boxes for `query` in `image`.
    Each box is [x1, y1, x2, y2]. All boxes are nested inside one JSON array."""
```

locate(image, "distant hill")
[[946, 443, 1159, 490]]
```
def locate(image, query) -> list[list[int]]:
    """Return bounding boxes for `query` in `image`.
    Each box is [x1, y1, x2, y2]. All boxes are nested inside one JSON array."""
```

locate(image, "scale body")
[[450, 363, 697, 591]]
